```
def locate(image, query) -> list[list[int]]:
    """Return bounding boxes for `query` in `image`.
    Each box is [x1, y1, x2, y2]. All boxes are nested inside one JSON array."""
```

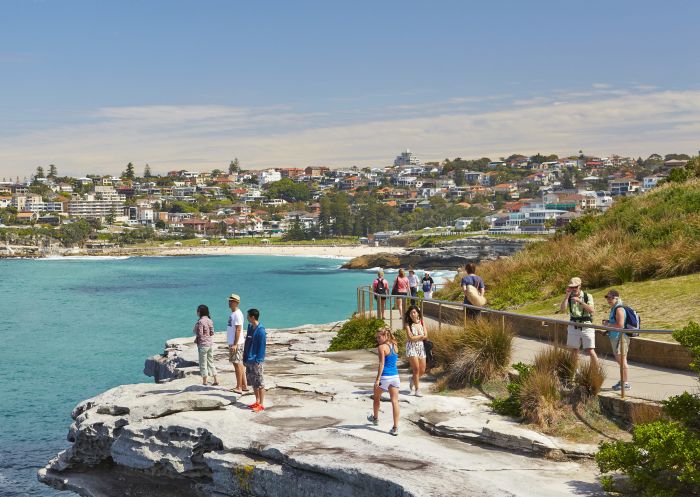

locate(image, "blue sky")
[[1, 0, 699, 177]]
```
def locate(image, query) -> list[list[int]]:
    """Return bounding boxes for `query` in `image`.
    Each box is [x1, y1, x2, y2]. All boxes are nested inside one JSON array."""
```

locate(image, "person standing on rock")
[[194, 304, 219, 386], [243, 308, 267, 412], [373, 270, 389, 319], [461, 263, 486, 319], [559, 276, 599, 371], [421, 271, 435, 300], [226, 294, 247, 394], [407, 269, 419, 306], [404, 305, 427, 397], [367, 326, 400, 436]]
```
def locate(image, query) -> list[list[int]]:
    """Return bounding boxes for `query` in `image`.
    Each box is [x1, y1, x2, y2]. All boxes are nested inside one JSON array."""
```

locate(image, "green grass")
[[514, 273, 700, 341]]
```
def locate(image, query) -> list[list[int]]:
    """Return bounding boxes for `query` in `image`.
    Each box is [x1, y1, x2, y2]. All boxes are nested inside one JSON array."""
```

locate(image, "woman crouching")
[[367, 327, 400, 436]]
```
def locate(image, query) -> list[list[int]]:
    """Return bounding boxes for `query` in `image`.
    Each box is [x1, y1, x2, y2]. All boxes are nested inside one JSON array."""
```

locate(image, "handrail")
[[358, 285, 674, 334], [358, 284, 678, 399]]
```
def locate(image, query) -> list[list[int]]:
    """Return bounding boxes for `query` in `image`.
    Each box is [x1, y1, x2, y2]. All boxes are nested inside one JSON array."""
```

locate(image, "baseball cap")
[[567, 277, 582, 288]]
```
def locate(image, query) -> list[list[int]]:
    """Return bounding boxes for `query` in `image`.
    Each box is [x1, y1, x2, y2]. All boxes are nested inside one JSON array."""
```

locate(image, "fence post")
[[389, 296, 393, 328], [357, 288, 360, 315], [438, 302, 442, 332], [369, 288, 374, 318], [619, 337, 625, 399]]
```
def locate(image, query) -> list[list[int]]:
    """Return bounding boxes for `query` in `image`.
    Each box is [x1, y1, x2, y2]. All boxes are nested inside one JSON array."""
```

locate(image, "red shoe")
[[252, 404, 265, 412], [247, 402, 260, 409]]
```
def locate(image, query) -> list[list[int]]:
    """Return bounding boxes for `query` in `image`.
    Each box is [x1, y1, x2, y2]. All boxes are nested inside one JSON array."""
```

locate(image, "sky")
[[1, 0, 699, 178]]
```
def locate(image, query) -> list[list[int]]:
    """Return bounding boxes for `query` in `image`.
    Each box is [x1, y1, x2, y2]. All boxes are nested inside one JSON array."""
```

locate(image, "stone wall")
[[420, 301, 692, 371]]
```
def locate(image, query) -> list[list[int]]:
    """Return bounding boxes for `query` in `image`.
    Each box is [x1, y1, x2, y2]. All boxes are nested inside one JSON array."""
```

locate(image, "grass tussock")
[[573, 358, 606, 400], [519, 369, 561, 426], [435, 180, 700, 309], [533, 347, 578, 386], [431, 317, 514, 388]]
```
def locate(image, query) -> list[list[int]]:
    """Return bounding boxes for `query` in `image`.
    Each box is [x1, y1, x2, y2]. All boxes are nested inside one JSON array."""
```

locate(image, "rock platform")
[[39, 322, 602, 496]]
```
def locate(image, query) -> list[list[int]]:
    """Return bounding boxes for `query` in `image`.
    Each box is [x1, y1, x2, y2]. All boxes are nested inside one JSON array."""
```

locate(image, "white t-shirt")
[[226, 309, 245, 345]]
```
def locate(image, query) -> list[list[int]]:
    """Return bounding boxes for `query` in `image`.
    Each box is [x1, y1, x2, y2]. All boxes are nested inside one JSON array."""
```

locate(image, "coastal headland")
[[40, 322, 601, 497]]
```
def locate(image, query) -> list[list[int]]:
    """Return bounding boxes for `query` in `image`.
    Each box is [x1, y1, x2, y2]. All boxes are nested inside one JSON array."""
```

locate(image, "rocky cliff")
[[39, 322, 600, 497], [343, 236, 532, 270]]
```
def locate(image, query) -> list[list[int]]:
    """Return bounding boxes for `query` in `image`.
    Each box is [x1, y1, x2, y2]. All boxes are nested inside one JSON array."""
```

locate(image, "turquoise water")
[[0, 255, 431, 496]]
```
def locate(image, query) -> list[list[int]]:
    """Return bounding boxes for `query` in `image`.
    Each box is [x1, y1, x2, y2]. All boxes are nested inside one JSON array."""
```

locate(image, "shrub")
[[327, 316, 385, 351], [519, 369, 561, 426], [446, 317, 513, 387], [491, 362, 532, 417], [596, 321, 700, 496], [533, 347, 578, 386]]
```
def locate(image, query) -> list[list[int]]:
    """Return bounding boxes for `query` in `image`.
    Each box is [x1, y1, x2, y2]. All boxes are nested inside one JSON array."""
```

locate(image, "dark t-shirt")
[[461, 274, 485, 291], [421, 276, 434, 292]]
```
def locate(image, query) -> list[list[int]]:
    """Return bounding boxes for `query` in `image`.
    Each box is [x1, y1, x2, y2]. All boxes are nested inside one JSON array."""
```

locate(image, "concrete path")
[[383, 313, 698, 402]]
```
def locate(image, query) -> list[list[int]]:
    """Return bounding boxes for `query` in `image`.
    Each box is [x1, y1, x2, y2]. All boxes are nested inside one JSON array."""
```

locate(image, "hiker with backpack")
[[559, 277, 599, 370], [603, 289, 635, 391], [373, 270, 389, 319]]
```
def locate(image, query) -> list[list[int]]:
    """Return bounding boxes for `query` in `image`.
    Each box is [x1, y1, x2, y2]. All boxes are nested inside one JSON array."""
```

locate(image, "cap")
[[567, 277, 582, 288], [605, 289, 620, 298], [228, 293, 240, 302]]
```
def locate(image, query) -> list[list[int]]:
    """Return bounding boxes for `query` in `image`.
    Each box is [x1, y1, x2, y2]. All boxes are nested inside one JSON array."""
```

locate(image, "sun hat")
[[228, 293, 241, 302], [567, 277, 582, 288]]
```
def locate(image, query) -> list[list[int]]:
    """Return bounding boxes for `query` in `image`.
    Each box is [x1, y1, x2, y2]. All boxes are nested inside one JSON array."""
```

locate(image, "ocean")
[[0, 255, 453, 496]]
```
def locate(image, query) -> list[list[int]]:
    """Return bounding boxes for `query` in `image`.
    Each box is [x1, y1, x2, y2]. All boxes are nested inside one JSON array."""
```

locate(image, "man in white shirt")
[[227, 293, 247, 394]]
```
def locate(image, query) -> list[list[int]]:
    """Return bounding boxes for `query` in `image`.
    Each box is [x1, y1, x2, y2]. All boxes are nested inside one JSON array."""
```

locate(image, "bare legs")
[[408, 356, 426, 393], [373, 384, 400, 430]]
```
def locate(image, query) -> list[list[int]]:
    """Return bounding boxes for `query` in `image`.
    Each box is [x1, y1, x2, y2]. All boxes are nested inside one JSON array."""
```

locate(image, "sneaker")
[[611, 382, 621, 391], [367, 414, 378, 426], [623, 383, 631, 390], [415, 389, 423, 397], [248, 402, 260, 409], [252, 404, 265, 412], [389, 426, 399, 436]]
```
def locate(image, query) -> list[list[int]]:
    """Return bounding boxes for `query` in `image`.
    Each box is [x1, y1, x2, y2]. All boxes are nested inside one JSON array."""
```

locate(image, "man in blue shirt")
[[461, 263, 486, 318], [243, 308, 267, 412]]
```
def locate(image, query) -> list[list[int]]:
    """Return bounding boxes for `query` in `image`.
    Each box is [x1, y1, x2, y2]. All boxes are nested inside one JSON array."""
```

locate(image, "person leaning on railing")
[[559, 277, 600, 370]]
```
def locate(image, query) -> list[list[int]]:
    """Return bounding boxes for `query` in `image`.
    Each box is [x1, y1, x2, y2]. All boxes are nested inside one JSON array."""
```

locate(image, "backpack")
[[622, 305, 640, 337], [375, 278, 387, 295]]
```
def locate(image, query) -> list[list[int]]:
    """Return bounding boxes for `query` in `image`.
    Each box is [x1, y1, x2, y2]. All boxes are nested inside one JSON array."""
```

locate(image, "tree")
[[155, 219, 166, 229], [48, 164, 58, 179], [36, 166, 45, 179], [265, 178, 311, 201], [143, 164, 152, 178], [58, 220, 93, 247], [123, 162, 135, 180], [454, 169, 466, 186], [211, 169, 223, 178], [229, 158, 240, 174], [106, 207, 117, 225], [284, 216, 306, 241]]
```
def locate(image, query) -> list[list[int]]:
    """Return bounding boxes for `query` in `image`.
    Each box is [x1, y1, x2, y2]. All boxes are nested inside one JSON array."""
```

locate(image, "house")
[[454, 218, 474, 230], [609, 178, 641, 196], [494, 183, 519, 199], [16, 211, 38, 223], [643, 174, 666, 190]]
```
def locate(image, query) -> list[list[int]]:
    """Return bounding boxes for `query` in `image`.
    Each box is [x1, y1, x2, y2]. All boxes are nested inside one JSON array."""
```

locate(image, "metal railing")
[[357, 285, 674, 399]]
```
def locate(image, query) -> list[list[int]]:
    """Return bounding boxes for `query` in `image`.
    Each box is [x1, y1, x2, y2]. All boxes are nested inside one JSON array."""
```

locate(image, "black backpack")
[[375, 278, 387, 295]]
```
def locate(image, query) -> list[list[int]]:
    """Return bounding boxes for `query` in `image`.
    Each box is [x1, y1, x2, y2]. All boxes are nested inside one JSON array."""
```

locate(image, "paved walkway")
[[382, 313, 698, 402]]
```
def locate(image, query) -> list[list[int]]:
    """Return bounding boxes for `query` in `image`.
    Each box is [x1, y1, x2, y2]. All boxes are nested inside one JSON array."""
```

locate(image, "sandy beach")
[[154, 244, 405, 258]]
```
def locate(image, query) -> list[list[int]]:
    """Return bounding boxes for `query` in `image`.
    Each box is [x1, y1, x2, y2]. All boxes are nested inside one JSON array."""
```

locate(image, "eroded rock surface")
[[40, 322, 602, 497]]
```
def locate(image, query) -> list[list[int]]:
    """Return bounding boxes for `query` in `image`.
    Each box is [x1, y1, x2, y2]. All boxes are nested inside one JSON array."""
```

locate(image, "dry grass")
[[533, 347, 578, 386], [573, 358, 606, 400], [430, 318, 514, 388], [520, 369, 561, 426], [539, 398, 632, 445]]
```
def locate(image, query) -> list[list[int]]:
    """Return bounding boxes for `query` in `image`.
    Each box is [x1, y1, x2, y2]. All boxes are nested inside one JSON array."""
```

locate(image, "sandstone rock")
[[41, 323, 602, 497]]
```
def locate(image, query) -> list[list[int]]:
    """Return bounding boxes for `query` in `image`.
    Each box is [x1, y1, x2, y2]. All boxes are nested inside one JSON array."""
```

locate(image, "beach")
[[154, 244, 405, 258]]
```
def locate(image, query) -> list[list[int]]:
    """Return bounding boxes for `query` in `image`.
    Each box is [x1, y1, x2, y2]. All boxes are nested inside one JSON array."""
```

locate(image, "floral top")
[[194, 316, 215, 347]]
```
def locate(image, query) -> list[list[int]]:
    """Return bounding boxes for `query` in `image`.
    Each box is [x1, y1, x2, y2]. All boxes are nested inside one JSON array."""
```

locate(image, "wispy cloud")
[[1, 87, 699, 177]]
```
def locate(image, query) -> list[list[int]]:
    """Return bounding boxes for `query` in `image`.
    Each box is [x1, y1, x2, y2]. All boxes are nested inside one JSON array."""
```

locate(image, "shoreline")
[[1, 244, 407, 260]]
